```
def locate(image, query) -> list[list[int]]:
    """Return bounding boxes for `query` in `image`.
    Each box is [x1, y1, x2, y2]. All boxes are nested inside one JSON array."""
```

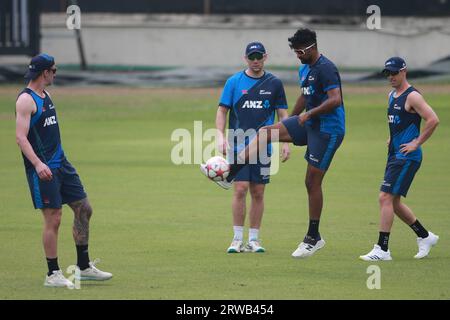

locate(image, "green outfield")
[[0, 84, 449, 299]]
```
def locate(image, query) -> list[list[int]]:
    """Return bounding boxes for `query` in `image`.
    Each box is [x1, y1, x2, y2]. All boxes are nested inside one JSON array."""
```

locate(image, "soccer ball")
[[205, 156, 230, 182]]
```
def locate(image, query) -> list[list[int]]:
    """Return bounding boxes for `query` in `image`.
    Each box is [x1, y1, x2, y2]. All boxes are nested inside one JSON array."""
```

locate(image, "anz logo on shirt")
[[242, 100, 271, 109], [43, 116, 57, 127], [388, 115, 401, 124], [301, 85, 315, 96]]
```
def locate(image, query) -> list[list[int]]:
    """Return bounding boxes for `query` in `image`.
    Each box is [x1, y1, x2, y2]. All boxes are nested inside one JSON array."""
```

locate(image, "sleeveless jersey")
[[18, 88, 65, 171], [387, 86, 422, 162]]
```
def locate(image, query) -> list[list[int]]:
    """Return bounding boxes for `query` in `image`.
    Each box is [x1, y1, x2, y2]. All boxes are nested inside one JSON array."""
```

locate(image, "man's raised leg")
[[228, 122, 293, 182]]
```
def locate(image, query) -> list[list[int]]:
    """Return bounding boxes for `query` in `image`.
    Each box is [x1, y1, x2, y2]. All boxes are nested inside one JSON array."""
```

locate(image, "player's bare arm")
[[298, 87, 342, 125], [386, 91, 391, 146], [400, 91, 440, 154], [16, 93, 53, 181], [216, 106, 229, 155], [276, 108, 291, 162], [69, 198, 93, 246], [290, 93, 306, 116]]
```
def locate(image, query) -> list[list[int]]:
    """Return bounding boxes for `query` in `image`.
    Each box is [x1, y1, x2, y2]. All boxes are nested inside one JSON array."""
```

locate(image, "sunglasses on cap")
[[382, 67, 405, 77], [289, 42, 316, 55], [247, 52, 264, 61]]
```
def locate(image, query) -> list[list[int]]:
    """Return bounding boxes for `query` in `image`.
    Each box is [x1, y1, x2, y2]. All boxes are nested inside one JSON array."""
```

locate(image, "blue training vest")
[[387, 86, 422, 162], [17, 88, 65, 171]]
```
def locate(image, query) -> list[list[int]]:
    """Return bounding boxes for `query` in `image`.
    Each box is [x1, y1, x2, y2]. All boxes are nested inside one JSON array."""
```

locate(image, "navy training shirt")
[[299, 55, 345, 135]]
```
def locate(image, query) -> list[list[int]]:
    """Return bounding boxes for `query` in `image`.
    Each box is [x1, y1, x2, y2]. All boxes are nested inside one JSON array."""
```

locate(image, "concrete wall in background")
[[6, 14, 450, 68]]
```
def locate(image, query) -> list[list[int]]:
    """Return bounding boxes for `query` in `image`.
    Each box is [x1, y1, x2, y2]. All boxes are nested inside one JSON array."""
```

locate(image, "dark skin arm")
[[298, 87, 342, 125], [291, 94, 306, 116]]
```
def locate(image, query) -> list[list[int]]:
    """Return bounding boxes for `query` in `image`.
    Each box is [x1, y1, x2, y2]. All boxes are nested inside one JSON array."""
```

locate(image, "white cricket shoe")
[[227, 240, 244, 253], [76, 259, 113, 281], [245, 240, 265, 253], [359, 244, 392, 261], [292, 239, 326, 259], [44, 270, 75, 288], [200, 163, 232, 190], [414, 231, 439, 259]]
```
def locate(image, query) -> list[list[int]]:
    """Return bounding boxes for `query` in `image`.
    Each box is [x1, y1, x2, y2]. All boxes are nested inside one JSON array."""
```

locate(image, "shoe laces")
[[89, 258, 101, 271], [49, 270, 70, 282], [51, 270, 63, 278], [298, 242, 312, 250], [370, 245, 387, 255], [231, 240, 244, 249], [248, 240, 261, 248]]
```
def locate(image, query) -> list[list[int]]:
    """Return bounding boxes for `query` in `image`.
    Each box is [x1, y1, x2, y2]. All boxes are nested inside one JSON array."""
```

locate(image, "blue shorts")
[[228, 152, 271, 184], [380, 158, 421, 197], [282, 116, 344, 171], [234, 163, 271, 184], [26, 159, 87, 210]]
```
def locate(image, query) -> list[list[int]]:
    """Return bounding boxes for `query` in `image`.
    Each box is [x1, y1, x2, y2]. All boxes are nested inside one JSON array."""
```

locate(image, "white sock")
[[233, 226, 244, 241], [249, 228, 259, 241]]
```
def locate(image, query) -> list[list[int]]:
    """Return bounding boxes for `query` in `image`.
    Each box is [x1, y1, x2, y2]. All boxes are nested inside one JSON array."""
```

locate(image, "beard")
[[299, 57, 312, 65]]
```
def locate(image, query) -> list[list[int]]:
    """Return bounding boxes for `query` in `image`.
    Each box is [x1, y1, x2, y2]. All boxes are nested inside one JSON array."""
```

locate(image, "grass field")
[[0, 84, 449, 300]]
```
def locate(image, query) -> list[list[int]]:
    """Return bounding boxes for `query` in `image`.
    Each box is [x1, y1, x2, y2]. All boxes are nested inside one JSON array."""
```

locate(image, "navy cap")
[[24, 53, 55, 80], [245, 42, 266, 56], [382, 57, 407, 73]]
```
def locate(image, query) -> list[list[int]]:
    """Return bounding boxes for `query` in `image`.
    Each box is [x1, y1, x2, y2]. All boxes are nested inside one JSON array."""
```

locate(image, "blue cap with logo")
[[245, 42, 266, 56], [382, 57, 407, 73], [24, 53, 55, 80]]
